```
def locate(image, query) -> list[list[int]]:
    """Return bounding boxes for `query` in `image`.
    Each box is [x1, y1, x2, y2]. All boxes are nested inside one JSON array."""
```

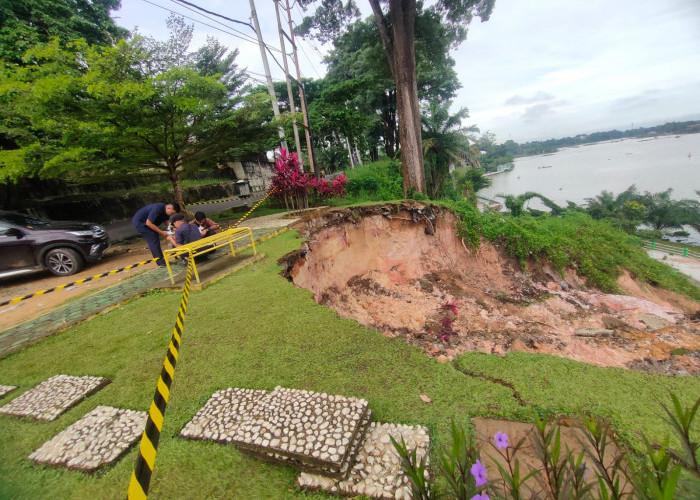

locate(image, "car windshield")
[[1, 213, 50, 228]]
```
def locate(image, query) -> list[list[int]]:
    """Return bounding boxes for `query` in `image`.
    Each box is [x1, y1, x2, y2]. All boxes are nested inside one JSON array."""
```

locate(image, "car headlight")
[[69, 230, 94, 236]]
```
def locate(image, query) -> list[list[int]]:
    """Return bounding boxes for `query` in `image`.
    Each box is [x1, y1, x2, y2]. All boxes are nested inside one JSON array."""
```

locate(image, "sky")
[[113, 0, 700, 143]]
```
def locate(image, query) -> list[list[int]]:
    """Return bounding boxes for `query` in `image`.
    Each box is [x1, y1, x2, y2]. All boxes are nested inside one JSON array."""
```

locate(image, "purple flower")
[[471, 494, 490, 500], [471, 459, 488, 487], [494, 431, 509, 449]]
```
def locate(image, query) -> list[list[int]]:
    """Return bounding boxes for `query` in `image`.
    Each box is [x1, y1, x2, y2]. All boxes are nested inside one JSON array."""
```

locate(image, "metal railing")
[[642, 240, 700, 261]]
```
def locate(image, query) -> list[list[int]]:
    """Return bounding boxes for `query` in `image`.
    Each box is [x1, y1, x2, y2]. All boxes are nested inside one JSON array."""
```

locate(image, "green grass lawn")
[[0, 230, 698, 499]]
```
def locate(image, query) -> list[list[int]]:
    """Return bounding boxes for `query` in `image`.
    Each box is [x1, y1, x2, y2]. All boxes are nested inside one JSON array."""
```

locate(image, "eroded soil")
[[280, 203, 700, 375]]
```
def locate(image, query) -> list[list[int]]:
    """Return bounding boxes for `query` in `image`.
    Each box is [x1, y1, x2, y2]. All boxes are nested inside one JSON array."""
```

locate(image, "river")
[[479, 132, 700, 243]]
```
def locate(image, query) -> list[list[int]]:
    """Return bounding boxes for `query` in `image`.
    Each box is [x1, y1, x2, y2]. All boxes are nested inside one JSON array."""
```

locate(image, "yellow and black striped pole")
[[0, 258, 159, 308], [230, 187, 276, 229], [127, 258, 194, 499]]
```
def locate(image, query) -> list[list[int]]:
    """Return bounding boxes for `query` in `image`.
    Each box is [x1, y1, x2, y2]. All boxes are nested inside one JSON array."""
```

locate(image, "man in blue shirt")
[[131, 202, 180, 266], [168, 213, 213, 264], [169, 214, 203, 246]]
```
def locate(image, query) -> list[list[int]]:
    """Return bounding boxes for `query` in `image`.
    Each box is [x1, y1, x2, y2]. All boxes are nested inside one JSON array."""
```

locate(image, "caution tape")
[[185, 195, 241, 208], [127, 258, 194, 500], [230, 187, 275, 229], [0, 258, 159, 308]]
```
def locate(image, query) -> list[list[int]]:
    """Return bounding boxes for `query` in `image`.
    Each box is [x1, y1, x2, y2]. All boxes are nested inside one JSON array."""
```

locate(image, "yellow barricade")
[[163, 227, 256, 284]]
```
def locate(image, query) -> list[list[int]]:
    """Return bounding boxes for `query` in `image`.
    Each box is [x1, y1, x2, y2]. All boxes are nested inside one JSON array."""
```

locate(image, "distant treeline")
[[504, 120, 700, 157]]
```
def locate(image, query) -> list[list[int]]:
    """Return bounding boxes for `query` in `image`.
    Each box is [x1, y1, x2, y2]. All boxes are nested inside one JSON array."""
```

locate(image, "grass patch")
[[0, 219, 698, 498], [207, 203, 288, 223]]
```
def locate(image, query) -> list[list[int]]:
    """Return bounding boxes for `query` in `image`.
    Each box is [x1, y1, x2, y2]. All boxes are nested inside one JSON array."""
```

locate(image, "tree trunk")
[[167, 162, 184, 207], [370, 0, 425, 196]]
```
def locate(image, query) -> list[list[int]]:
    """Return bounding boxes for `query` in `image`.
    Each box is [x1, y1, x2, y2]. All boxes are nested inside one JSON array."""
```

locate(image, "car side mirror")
[[6, 227, 24, 239]]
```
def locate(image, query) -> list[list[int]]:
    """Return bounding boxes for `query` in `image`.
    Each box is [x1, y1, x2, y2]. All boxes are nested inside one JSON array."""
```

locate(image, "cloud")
[[505, 91, 555, 106], [521, 103, 555, 122], [612, 89, 662, 110]]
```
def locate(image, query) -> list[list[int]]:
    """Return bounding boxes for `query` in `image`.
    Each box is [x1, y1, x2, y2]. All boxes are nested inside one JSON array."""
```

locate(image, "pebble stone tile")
[[232, 387, 370, 476], [0, 385, 17, 398], [297, 422, 430, 500], [29, 406, 147, 471], [246, 409, 373, 478], [180, 388, 269, 442], [0, 375, 109, 421]]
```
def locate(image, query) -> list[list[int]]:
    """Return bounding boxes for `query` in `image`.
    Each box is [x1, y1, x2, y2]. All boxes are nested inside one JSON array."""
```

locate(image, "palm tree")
[[421, 100, 479, 199], [499, 192, 563, 216]]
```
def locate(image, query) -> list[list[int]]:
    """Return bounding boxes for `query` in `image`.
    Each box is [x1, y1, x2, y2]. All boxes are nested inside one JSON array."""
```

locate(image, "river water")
[[479, 132, 700, 243]]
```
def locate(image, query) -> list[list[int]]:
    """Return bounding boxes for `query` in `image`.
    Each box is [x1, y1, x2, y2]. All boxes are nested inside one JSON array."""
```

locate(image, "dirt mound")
[[280, 203, 700, 375]]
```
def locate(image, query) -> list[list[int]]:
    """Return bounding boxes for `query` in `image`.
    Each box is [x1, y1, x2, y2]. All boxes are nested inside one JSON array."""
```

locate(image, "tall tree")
[[0, 0, 127, 63], [299, 0, 494, 196], [0, 17, 277, 204]]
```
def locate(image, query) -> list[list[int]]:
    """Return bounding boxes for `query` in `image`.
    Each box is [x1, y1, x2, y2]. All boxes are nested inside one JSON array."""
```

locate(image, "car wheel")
[[45, 248, 84, 276]]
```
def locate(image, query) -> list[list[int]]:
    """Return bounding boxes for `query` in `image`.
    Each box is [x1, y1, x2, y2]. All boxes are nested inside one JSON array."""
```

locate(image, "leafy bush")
[[344, 159, 403, 201]]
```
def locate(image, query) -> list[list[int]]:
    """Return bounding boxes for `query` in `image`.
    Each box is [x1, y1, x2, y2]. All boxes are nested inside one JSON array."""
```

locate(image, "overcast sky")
[[113, 0, 700, 143]]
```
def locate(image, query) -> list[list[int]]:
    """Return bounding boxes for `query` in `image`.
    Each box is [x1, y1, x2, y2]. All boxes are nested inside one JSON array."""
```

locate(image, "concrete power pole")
[[284, 0, 317, 177], [273, 0, 303, 162], [249, 0, 287, 151]]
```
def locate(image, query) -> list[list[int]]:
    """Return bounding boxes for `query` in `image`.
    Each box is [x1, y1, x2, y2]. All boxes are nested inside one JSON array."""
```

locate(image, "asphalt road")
[[106, 191, 265, 243]]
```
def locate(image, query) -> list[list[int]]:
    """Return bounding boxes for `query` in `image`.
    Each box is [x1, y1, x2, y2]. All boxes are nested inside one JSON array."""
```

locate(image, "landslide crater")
[[279, 203, 700, 375]]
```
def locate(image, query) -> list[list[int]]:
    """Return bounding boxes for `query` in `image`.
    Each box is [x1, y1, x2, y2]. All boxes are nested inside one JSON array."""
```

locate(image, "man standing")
[[131, 202, 180, 266]]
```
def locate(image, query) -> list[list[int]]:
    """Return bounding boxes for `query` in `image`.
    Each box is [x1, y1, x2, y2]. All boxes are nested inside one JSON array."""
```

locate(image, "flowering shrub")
[[439, 300, 458, 342], [271, 149, 347, 207], [310, 173, 347, 200], [393, 393, 700, 499], [270, 148, 310, 210]]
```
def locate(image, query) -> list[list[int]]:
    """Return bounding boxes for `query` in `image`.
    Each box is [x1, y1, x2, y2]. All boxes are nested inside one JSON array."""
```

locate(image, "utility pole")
[[284, 0, 317, 177], [249, 0, 287, 151], [274, 0, 303, 161]]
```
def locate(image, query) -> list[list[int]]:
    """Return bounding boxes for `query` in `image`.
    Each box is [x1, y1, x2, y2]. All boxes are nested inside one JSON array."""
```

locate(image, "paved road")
[[106, 191, 265, 242]]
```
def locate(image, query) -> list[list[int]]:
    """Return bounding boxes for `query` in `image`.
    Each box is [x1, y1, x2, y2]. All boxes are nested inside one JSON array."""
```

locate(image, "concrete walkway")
[[647, 249, 700, 284]]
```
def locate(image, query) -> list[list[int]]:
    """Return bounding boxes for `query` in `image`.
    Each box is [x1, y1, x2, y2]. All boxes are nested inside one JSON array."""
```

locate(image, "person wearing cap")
[[131, 202, 180, 266], [168, 213, 203, 247]]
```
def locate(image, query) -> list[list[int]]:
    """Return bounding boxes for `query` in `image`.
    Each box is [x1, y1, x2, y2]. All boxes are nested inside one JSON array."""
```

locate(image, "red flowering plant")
[[271, 148, 310, 210], [439, 300, 458, 342], [309, 173, 347, 202]]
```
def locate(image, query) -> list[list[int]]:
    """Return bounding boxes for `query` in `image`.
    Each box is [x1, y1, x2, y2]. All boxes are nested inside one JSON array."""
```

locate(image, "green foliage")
[[0, 0, 127, 64], [421, 100, 479, 199], [344, 159, 403, 201], [437, 422, 483, 499], [441, 203, 700, 298], [391, 435, 434, 499], [0, 16, 277, 204], [583, 185, 700, 235]]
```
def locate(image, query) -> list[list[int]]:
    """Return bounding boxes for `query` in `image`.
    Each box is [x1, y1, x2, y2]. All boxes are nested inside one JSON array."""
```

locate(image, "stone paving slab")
[[29, 406, 146, 471], [180, 388, 269, 442], [0, 375, 109, 421], [0, 384, 17, 398], [298, 422, 430, 499], [245, 409, 372, 479], [232, 387, 370, 476]]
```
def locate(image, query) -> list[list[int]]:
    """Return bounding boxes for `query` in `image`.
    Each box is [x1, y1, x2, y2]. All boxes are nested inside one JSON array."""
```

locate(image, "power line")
[[167, 0, 261, 48], [137, 0, 281, 54], [171, 0, 254, 30]]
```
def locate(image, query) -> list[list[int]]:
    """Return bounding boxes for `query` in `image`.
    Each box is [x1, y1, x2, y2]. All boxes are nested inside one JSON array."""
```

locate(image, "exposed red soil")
[[280, 203, 700, 375]]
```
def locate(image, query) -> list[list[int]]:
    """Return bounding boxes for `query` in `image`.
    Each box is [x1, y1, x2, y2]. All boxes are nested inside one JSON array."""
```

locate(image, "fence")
[[641, 240, 700, 260]]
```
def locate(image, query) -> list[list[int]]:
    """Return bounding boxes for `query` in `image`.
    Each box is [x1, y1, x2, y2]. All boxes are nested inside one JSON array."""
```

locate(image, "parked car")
[[0, 211, 109, 278]]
